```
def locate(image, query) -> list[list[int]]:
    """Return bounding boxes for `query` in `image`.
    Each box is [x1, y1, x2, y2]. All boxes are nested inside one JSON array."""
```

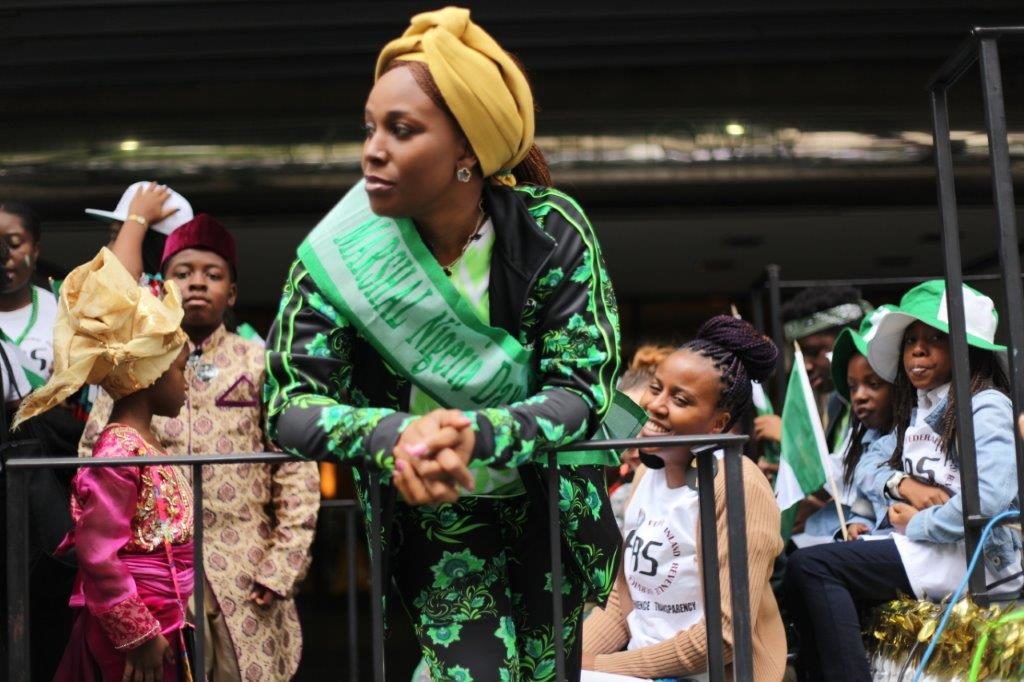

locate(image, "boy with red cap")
[[79, 214, 320, 680]]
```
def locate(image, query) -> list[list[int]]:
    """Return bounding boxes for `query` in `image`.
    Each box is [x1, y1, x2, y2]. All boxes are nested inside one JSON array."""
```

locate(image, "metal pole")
[[345, 506, 359, 682], [368, 472, 385, 682], [766, 265, 786, 409], [191, 463, 205, 677], [548, 451, 566, 681], [723, 444, 753, 681], [750, 288, 765, 334], [978, 37, 1024, 551], [695, 445, 725, 682], [930, 86, 986, 600], [6, 468, 29, 682]]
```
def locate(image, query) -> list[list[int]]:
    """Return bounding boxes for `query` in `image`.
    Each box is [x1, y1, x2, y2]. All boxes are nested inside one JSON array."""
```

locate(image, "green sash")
[[297, 181, 641, 465]]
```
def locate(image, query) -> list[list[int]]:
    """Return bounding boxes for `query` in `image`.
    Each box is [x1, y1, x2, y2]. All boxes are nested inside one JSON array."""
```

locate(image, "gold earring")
[[456, 167, 472, 183]]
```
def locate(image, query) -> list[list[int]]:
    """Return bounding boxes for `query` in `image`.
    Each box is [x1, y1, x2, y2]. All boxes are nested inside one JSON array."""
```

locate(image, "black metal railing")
[[743, 25, 1024, 608], [927, 25, 1024, 605], [6, 433, 754, 681]]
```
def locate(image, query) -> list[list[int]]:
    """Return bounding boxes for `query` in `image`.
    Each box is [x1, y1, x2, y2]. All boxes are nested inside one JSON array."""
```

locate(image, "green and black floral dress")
[[265, 183, 623, 680]]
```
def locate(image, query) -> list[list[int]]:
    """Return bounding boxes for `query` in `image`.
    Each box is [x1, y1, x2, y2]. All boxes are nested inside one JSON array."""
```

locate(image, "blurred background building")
[[3, 1, 1024, 677]]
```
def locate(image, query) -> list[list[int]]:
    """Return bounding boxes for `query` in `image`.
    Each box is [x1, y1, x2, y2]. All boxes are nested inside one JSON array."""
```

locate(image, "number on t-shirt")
[[625, 528, 663, 577]]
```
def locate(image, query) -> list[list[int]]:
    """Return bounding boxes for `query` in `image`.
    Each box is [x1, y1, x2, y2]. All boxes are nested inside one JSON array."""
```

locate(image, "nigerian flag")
[[751, 381, 780, 464], [775, 346, 830, 540]]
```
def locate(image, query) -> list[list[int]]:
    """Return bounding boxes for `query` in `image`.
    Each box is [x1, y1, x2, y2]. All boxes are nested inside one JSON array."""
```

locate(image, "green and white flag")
[[775, 346, 830, 539], [751, 381, 781, 464]]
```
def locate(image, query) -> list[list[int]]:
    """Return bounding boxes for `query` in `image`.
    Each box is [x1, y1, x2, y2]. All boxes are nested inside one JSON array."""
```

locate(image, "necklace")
[[0, 287, 38, 346], [440, 202, 487, 277]]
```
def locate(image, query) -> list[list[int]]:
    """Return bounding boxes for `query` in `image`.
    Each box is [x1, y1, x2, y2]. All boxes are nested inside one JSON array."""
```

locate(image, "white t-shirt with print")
[[623, 466, 705, 651], [0, 285, 57, 380]]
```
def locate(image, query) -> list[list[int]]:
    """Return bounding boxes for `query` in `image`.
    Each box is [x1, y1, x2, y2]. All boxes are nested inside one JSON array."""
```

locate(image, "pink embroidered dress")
[[54, 424, 194, 681]]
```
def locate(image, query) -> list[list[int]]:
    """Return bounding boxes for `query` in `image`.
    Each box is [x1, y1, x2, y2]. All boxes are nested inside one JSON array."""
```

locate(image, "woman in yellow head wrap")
[[266, 7, 624, 678], [18, 248, 195, 682]]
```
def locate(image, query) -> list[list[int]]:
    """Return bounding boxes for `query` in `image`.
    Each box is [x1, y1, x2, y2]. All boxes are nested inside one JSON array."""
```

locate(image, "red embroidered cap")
[[159, 213, 238, 277]]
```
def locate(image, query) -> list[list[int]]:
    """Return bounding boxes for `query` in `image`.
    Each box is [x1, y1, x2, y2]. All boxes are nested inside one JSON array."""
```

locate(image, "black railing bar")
[[979, 37, 1024, 604], [762, 273, 1011, 290], [5, 436, 750, 470], [927, 30, 979, 90], [368, 471, 385, 682], [932, 85, 988, 600], [767, 264, 787, 409], [927, 26, 1024, 90], [3, 451, 293, 469], [723, 443, 754, 681], [555, 434, 749, 452], [191, 463, 206, 677], [345, 502, 359, 682], [968, 514, 1024, 528], [694, 445, 725, 682], [547, 451, 566, 681], [6, 469, 30, 681], [319, 498, 359, 509]]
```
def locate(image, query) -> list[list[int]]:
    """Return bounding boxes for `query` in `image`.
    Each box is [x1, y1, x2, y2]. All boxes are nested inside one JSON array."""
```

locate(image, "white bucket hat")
[[84, 181, 193, 236], [867, 279, 1005, 383]]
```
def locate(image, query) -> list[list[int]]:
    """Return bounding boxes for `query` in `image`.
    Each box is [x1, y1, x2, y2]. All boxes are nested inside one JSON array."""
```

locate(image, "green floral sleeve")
[[265, 260, 398, 469], [468, 190, 621, 469]]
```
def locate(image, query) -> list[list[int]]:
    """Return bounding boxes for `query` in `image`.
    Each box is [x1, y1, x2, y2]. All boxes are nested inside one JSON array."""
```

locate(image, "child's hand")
[[123, 633, 171, 682], [888, 502, 918, 533], [249, 583, 278, 607], [846, 523, 870, 541], [898, 477, 949, 509]]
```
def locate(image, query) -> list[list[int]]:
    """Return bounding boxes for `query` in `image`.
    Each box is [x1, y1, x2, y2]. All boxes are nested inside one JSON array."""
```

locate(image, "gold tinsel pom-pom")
[[869, 596, 1024, 680]]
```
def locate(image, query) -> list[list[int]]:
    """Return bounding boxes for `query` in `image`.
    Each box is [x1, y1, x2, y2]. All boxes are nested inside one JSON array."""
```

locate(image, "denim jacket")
[[858, 389, 1020, 574], [802, 427, 883, 539]]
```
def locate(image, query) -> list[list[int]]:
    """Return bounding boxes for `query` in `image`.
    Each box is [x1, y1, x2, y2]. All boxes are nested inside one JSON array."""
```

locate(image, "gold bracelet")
[[126, 214, 149, 227]]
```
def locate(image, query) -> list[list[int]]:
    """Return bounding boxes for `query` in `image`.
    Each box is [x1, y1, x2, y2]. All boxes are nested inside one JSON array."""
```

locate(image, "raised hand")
[[127, 182, 178, 228]]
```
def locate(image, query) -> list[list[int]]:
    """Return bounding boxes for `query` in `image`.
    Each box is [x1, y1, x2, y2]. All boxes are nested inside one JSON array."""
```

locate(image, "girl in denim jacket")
[[784, 280, 1021, 682]]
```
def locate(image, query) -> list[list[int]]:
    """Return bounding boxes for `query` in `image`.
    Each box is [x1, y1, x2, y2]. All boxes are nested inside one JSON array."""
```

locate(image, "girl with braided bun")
[[266, 6, 634, 679], [582, 316, 786, 681]]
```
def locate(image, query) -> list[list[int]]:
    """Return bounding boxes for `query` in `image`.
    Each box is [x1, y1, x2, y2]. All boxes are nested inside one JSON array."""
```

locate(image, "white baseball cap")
[[85, 181, 194, 236]]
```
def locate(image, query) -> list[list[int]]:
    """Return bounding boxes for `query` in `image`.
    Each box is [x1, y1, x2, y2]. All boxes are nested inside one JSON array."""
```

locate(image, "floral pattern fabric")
[[264, 183, 623, 678]]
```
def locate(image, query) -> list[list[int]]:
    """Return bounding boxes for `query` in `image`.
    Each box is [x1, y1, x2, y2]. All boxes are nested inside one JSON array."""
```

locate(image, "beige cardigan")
[[583, 457, 786, 681]]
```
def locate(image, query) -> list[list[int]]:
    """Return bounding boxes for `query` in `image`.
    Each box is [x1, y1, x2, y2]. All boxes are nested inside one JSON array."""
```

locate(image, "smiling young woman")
[[265, 7, 627, 679], [582, 316, 787, 681]]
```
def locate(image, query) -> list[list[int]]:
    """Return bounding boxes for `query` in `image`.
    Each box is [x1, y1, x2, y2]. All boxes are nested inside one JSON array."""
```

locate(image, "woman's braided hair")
[[887, 342, 1009, 468], [383, 59, 553, 187], [681, 315, 779, 429]]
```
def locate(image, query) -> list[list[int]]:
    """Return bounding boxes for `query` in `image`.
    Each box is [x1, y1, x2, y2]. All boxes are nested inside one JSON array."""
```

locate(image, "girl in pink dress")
[[13, 247, 191, 681]]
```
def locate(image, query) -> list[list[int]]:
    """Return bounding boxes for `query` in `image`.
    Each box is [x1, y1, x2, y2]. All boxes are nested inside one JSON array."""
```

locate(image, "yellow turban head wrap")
[[14, 247, 188, 428], [375, 6, 535, 183]]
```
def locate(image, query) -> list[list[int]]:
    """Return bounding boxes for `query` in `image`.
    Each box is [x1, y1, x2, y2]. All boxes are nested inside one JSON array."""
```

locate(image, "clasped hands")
[[391, 409, 477, 505], [888, 477, 951, 533]]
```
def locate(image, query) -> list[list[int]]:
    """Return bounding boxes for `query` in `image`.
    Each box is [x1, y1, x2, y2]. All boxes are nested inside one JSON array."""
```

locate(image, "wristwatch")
[[126, 214, 149, 227], [886, 472, 909, 500]]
